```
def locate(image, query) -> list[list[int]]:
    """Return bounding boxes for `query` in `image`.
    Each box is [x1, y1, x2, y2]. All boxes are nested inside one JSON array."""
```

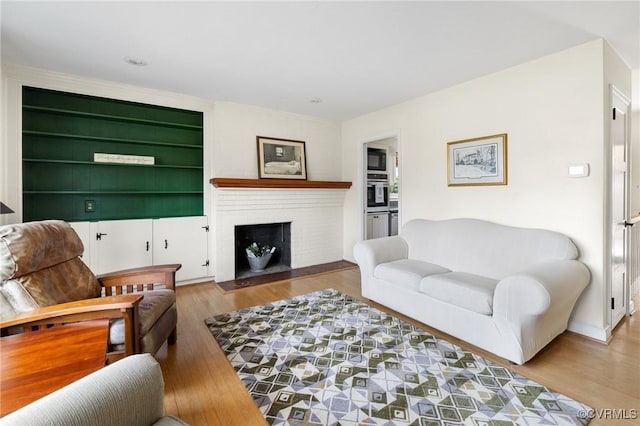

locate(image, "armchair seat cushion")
[[109, 289, 176, 346]]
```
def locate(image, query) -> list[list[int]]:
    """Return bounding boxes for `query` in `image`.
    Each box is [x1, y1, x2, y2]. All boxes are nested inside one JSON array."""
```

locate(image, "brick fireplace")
[[235, 222, 291, 279], [211, 178, 352, 282]]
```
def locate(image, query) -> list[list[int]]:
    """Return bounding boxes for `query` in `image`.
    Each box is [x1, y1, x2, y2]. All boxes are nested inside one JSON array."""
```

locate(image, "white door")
[[610, 87, 631, 328], [94, 219, 153, 274], [153, 216, 209, 282]]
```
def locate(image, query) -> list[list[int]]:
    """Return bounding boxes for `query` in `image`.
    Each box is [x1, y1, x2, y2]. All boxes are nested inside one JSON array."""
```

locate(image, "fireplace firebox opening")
[[234, 222, 291, 279]]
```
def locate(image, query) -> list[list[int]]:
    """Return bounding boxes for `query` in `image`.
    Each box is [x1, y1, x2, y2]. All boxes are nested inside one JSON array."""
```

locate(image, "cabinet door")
[[94, 219, 153, 274], [366, 215, 374, 240], [366, 213, 389, 239], [153, 216, 209, 282]]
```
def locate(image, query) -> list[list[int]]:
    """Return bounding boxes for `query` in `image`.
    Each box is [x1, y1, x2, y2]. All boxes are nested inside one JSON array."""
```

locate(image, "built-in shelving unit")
[[22, 86, 204, 222]]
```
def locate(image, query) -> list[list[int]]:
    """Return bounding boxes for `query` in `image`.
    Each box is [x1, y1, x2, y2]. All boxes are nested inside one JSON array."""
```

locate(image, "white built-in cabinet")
[[366, 212, 389, 240], [70, 216, 209, 283], [152, 216, 209, 282], [94, 219, 153, 274]]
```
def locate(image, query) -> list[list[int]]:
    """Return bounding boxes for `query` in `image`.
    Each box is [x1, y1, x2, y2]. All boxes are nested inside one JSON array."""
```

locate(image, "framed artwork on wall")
[[257, 136, 307, 180], [447, 133, 508, 186]]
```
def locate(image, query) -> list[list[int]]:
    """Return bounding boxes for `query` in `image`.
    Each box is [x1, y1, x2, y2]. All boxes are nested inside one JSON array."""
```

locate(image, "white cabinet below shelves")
[[95, 219, 153, 274], [70, 216, 209, 283], [153, 216, 209, 282]]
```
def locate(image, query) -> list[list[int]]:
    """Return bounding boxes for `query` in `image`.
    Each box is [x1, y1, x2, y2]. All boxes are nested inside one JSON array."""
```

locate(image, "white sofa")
[[353, 218, 590, 364]]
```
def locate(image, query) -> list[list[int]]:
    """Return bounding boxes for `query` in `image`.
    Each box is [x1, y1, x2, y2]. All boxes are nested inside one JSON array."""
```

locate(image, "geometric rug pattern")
[[205, 289, 591, 425]]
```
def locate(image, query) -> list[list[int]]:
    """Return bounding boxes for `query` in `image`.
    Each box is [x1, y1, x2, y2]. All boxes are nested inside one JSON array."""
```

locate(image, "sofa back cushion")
[[0, 220, 101, 314], [401, 219, 578, 280]]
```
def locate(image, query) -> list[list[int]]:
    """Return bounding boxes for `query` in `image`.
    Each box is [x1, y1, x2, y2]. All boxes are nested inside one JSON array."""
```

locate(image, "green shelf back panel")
[[23, 163, 203, 192], [23, 193, 204, 222], [22, 86, 204, 222], [23, 111, 202, 146], [22, 134, 202, 166], [23, 86, 203, 128]]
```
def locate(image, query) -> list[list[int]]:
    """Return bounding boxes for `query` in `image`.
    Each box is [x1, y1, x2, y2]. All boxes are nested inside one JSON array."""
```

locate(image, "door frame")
[[361, 131, 402, 240], [607, 85, 632, 330]]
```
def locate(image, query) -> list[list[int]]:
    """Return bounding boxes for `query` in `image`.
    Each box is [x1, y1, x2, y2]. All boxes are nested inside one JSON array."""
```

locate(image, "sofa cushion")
[[374, 259, 450, 290], [419, 272, 499, 315]]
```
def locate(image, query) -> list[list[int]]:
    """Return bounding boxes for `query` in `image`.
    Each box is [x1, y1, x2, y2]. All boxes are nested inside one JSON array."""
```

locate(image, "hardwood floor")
[[155, 268, 640, 425]]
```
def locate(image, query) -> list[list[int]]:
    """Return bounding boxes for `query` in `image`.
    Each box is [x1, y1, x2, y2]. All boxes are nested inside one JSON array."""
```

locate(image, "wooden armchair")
[[0, 220, 181, 363]]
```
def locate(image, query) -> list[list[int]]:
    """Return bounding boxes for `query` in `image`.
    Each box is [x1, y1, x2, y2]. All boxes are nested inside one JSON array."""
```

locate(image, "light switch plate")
[[568, 164, 589, 178]]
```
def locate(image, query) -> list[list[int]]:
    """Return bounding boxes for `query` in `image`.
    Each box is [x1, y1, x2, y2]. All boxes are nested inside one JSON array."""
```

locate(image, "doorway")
[[362, 136, 400, 240], [609, 86, 632, 329]]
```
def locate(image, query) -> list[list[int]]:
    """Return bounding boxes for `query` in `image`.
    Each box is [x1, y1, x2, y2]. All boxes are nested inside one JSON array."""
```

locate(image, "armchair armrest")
[[1, 294, 142, 357], [0, 294, 142, 330], [98, 264, 181, 292]]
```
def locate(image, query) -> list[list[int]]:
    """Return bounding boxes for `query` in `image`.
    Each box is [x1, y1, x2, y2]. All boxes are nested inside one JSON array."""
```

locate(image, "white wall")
[[341, 40, 631, 338], [211, 101, 341, 181]]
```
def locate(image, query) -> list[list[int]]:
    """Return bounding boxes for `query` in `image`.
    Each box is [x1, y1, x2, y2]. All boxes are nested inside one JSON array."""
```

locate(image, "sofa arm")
[[353, 236, 408, 277], [493, 259, 590, 319], [0, 353, 187, 426]]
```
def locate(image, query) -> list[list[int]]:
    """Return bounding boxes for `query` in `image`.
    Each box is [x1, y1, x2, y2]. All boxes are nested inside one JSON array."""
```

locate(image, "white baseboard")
[[176, 276, 215, 286], [567, 320, 610, 342]]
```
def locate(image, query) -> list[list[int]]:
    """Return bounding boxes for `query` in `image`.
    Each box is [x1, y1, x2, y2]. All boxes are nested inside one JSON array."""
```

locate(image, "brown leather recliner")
[[0, 220, 180, 362]]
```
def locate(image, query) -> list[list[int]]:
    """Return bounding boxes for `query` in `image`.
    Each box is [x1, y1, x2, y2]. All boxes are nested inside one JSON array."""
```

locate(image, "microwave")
[[366, 182, 389, 212], [367, 148, 387, 172]]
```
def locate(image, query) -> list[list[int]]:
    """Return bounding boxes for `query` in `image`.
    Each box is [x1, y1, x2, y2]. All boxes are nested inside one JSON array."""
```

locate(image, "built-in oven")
[[366, 181, 389, 212]]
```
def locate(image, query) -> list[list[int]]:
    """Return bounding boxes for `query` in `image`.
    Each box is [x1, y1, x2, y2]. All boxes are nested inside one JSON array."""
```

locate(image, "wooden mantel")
[[210, 178, 352, 189]]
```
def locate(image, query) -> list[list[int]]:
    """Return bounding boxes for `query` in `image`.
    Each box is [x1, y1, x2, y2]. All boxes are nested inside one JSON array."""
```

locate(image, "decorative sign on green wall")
[[22, 86, 204, 222]]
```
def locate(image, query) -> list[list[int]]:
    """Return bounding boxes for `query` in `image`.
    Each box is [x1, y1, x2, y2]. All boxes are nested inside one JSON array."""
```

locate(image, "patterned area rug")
[[205, 289, 591, 425]]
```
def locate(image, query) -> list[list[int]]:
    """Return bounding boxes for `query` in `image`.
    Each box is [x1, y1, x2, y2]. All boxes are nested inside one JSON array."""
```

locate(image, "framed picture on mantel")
[[447, 133, 508, 186], [257, 136, 307, 180]]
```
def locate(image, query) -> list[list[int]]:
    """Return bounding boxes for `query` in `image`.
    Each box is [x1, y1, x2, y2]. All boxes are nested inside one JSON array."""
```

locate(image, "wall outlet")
[[85, 200, 96, 212]]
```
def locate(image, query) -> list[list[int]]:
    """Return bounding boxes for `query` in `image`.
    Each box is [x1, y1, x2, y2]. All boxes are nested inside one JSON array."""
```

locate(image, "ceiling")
[[1, 1, 639, 120]]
